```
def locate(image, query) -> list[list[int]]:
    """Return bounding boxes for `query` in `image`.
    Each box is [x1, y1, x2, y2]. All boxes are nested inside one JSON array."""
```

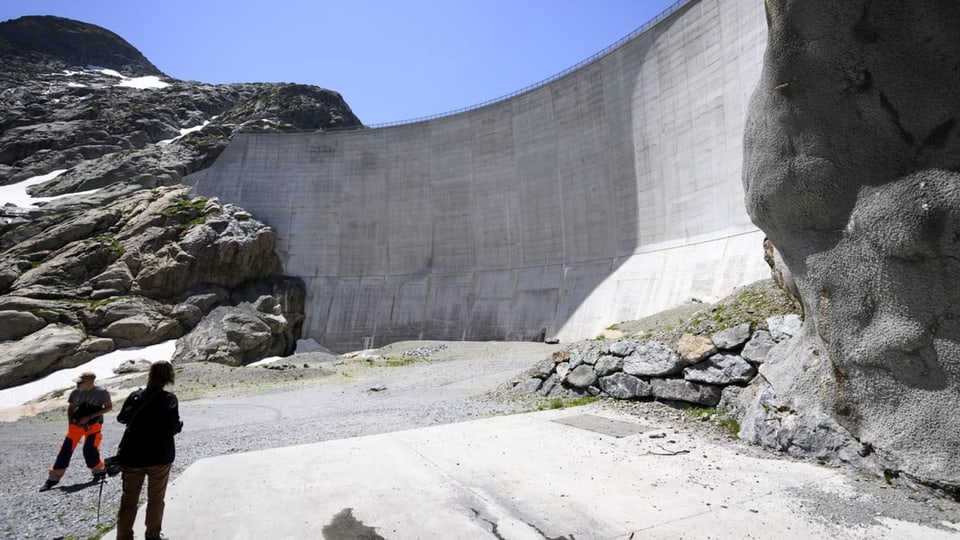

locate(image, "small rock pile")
[[402, 344, 448, 358], [518, 314, 802, 406]]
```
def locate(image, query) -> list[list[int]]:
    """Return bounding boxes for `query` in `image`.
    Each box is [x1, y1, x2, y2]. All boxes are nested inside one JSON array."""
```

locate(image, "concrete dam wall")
[[186, 0, 770, 352]]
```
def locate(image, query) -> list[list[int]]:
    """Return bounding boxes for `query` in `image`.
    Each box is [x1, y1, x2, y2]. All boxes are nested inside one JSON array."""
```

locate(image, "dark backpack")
[[117, 388, 147, 425]]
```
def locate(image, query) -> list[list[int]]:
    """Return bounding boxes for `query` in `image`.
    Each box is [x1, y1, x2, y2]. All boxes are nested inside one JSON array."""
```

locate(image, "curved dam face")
[[186, 0, 769, 352]]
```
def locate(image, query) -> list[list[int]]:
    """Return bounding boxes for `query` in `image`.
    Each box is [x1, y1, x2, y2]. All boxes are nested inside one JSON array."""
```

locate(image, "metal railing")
[[330, 0, 692, 131]]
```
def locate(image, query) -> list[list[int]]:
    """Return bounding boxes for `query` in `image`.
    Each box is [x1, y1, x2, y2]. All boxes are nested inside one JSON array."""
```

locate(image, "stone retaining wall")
[[518, 315, 802, 407]]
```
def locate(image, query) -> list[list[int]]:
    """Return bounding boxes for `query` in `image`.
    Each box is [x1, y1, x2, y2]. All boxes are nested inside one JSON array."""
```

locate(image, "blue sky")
[[1, 1, 680, 125]]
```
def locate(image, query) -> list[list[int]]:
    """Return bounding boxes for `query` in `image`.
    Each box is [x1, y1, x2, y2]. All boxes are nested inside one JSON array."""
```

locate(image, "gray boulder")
[[88, 260, 134, 299], [710, 323, 752, 350], [606, 340, 637, 357], [683, 353, 756, 385], [539, 374, 559, 397], [83, 296, 182, 347], [741, 330, 776, 365], [113, 359, 152, 374], [565, 364, 598, 389], [526, 357, 556, 379], [742, 0, 960, 487], [520, 378, 543, 393], [593, 355, 623, 377], [567, 342, 600, 370], [0, 309, 46, 340], [622, 341, 686, 377], [599, 373, 652, 399], [766, 315, 801, 343], [98, 313, 181, 347], [738, 382, 882, 475], [650, 378, 722, 407], [0, 324, 85, 389], [172, 300, 301, 366]]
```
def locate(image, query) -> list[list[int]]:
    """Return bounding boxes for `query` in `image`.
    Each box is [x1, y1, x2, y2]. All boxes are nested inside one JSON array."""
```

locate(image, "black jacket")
[[117, 387, 182, 467]]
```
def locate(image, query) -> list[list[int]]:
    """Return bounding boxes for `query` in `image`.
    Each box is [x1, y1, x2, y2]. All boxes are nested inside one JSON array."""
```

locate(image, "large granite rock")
[[0, 324, 85, 389], [742, 0, 960, 488], [172, 293, 304, 367]]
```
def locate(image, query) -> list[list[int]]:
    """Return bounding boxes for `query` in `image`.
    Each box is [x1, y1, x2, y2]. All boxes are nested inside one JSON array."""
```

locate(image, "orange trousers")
[[48, 422, 105, 482]]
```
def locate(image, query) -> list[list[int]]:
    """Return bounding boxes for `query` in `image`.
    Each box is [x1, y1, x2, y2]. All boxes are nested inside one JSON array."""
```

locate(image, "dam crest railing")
[[326, 0, 693, 131]]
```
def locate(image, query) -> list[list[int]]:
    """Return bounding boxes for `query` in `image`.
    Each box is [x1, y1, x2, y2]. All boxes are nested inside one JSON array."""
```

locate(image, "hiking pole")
[[96, 475, 105, 524]]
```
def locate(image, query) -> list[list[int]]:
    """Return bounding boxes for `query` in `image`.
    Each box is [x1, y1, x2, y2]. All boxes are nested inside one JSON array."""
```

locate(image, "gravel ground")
[[1, 339, 958, 540], [0, 341, 561, 540]]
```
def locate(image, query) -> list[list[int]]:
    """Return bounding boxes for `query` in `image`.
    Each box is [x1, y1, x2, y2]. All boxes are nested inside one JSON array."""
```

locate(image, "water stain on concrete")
[[322, 507, 384, 540]]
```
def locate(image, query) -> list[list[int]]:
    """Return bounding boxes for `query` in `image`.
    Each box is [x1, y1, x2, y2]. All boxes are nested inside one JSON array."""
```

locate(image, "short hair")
[[147, 361, 175, 389]]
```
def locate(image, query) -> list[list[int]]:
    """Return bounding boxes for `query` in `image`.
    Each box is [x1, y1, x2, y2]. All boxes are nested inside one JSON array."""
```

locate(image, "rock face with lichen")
[[742, 0, 960, 490], [0, 15, 362, 388]]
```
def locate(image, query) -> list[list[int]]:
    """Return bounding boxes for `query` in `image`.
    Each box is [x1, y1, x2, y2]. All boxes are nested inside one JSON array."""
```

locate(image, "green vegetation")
[[180, 216, 209, 231], [683, 406, 740, 438], [684, 406, 717, 419], [84, 295, 129, 309], [93, 234, 125, 255], [717, 417, 741, 438], [155, 196, 211, 231], [384, 356, 419, 367], [542, 395, 599, 410], [185, 131, 229, 149], [156, 196, 208, 217], [61, 521, 114, 540], [884, 469, 898, 485], [633, 280, 801, 348]]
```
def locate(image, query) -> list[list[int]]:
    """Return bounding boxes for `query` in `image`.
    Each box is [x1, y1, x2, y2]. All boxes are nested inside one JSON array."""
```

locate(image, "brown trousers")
[[115, 463, 171, 540]]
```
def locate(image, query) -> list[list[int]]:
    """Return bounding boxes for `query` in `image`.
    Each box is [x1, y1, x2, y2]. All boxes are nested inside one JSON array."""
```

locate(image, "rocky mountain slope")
[[0, 15, 362, 389]]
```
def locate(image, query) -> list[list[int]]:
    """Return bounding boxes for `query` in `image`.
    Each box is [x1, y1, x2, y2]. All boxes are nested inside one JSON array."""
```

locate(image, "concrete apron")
[[102, 406, 959, 540]]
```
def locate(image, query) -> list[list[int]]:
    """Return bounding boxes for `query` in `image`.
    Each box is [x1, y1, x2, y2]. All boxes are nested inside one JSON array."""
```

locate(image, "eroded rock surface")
[[742, 0, 960, 488]]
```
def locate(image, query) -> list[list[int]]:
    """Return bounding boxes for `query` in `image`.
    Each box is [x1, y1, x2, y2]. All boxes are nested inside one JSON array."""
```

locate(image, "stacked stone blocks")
[[520, 315, 801, 407]]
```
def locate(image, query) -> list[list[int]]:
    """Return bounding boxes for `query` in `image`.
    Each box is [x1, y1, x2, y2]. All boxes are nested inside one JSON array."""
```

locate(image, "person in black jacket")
[[115, 361, 182, 540]]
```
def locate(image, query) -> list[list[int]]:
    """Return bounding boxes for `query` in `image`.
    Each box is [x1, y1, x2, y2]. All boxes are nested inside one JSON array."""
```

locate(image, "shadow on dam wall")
[[185, 0, 770, 352]]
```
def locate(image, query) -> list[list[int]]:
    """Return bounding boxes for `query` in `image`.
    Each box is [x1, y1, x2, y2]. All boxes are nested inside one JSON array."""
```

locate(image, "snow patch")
[[0, 169, 68, 207], [92, 68, 170, 89], [116, 75, 170, 89], [0, 169, 104, 209], [0, 341, 176, 409], [157, 120, 211, 145]]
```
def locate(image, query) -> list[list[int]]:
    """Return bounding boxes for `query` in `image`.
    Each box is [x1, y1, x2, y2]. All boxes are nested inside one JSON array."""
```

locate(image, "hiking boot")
[[38, 479, 58, 492], [93, 471, 107, 481]]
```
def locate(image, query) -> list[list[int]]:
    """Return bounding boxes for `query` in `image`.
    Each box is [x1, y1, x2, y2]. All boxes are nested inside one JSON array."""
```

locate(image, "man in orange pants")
[[39, 371, 113, 491]]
